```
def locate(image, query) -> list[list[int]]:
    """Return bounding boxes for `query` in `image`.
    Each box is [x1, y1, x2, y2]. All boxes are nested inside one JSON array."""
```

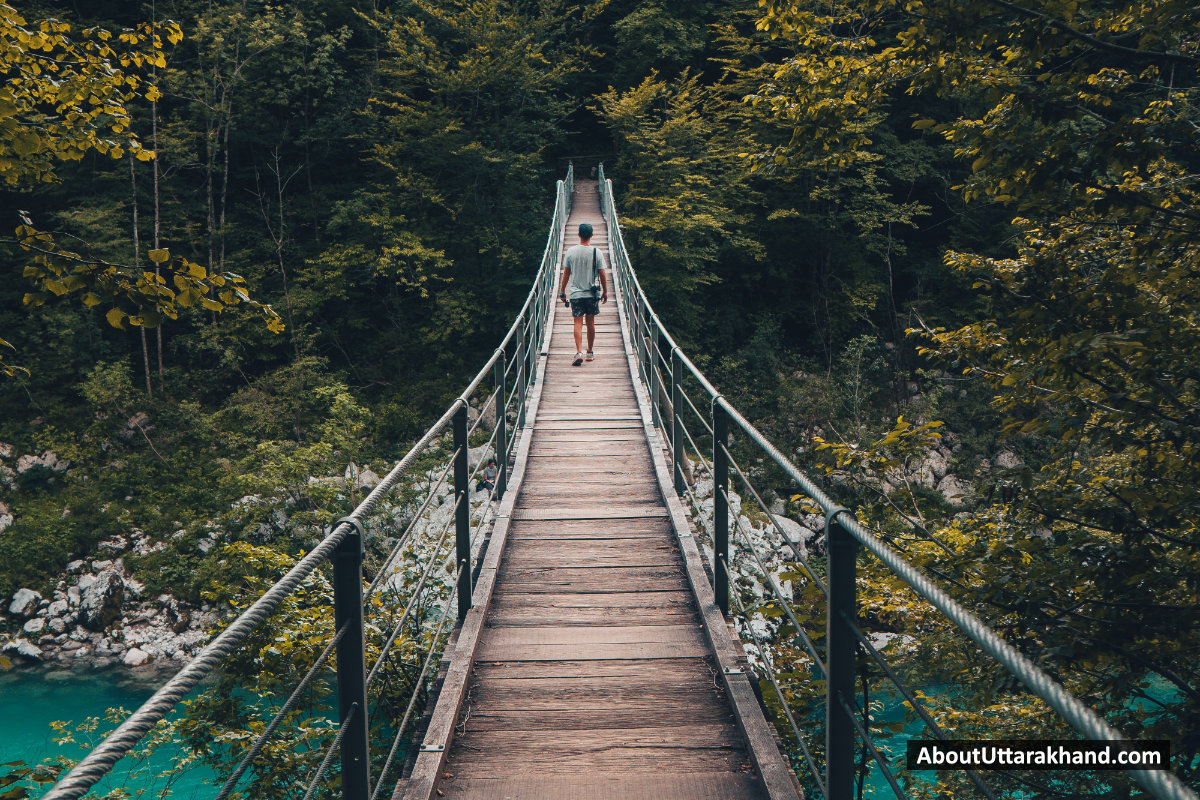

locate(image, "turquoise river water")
[[0, 666, 214, 798]]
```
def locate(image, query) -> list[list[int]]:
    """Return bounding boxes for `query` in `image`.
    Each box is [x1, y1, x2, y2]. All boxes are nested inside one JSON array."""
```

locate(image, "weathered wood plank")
[[441, 727, 753, 774], [511, 507, 669, 520], [433, 774, 769, 800], [470, 657, 717, 682], [482, 624, 705, 647]]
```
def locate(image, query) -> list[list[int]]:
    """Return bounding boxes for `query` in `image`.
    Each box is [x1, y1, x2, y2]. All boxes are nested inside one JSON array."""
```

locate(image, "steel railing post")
[[516, 319, 527, 430], [333, 527, 369, 800], [494, 352, 507, 500], [648, 315, 660, 429], [713, 404, 730, 616], [671, 348, 686, 495], [453, 404, 472, 621], [827, 511, 857, 799]]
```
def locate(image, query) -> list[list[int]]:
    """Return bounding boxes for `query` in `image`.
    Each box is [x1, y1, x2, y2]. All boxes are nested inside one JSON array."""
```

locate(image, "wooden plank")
[[511, 507, 669, 521], [433, 774, 768, 800], [482, 624, 705, 647], [466, 677, 724, 707], [488, 590, 696, 611], [502, 538, 679, 558], [440, 727, 753, 774], [475, 641, 709, 661], [460, 704, 736, 732], [470, 657, 716, 682]]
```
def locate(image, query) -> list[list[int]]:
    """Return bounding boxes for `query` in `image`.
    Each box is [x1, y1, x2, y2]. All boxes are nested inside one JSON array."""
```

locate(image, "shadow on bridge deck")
[[397, 180, 801, 800]]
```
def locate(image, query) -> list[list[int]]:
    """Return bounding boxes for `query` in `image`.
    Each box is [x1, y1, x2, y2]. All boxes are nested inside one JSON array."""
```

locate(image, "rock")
[[91, 559, 114, 572], [66, 586, 81, 605], [925, 449, 951, 480], [162, 597, 192, 634], [22, 618, 45, 635], [47, 599, 68, 617], [356, 469, 381, 490], [97, 535, 128, 552], [15, 450, 67, 473], [468, 444, 496, 471], [8, 588, 41, 617], [47, 618, 67, 634], [2, 638, 42, 663], [0, 465, 13, 489], [197, 537, 217, 554], [0, 501, 11, 533], [66, 560, 87, 574], [480, 398, 497, 431], [125, 579, 145, 599], [770, 516, 819, 560], [77, 574, 97, 592], [80, 570, 125, 631], [995, 450, 1023, 469], [936, 475, 973, 508], [0, 442, 11, 459]]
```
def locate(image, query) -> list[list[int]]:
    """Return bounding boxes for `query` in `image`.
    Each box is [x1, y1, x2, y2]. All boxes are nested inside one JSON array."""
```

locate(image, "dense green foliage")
[[1, 0, 1198, 796]]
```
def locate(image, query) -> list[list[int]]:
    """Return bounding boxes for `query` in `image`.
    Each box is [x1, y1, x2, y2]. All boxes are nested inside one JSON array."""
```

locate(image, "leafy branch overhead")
[[0, 3, 181, 186], [11, 220, 285, 333]]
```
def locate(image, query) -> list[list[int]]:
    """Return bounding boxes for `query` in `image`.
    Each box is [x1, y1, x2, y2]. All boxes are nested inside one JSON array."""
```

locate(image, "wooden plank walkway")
[[399, 181, 801, 800]]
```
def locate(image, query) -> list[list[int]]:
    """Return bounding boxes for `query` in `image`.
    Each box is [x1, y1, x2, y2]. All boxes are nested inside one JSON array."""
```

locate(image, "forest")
[[1, 0, 1198, 797]]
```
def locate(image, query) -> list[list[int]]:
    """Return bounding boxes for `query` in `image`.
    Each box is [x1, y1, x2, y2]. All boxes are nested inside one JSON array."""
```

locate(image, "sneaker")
[[572, 352, 584, 366], [585, 351, 594, 362]]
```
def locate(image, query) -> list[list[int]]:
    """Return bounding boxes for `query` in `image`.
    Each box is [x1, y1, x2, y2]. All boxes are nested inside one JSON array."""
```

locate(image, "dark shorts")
[[569, 296, 600, 317]]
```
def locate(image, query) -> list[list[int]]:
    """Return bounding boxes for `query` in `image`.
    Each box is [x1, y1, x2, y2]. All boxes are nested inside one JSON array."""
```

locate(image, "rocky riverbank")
[[2, 561, 218, 669]]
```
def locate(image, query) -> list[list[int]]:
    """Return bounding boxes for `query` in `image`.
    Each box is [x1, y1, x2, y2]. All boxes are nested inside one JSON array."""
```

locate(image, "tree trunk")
[[130, 153, 152, 399]]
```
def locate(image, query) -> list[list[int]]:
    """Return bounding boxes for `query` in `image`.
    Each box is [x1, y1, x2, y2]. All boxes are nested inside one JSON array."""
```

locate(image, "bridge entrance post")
[[333, 525, 370, 800], [671, 348, 686, 496], [494, 352, 507, 500], [712, 404, 730, 616], [826, 511, 857, 799], [453, 404, 472, 621]]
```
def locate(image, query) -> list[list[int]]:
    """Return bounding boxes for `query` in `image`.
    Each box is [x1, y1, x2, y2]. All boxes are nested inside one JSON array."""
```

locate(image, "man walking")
[[557, 222, 609, 366]]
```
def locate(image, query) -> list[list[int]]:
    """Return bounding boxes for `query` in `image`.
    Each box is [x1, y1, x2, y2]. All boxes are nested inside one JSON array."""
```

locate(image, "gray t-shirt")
[[563, 244, 607, 300]]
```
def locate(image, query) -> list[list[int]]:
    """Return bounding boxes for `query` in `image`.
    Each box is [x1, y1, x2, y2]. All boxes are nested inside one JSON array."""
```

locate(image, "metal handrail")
[[597, 164, 1196, 800], [43, 164, 573, 800]]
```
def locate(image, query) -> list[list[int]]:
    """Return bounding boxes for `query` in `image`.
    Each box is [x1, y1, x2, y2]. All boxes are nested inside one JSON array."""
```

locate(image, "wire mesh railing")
[[42, 164, 573, 800], [596, 164, 1196, 800]]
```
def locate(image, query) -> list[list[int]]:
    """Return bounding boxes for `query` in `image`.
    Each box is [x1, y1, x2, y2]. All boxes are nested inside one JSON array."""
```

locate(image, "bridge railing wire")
[[596, 164, 1196, 800], [43, 164, 574, 800]]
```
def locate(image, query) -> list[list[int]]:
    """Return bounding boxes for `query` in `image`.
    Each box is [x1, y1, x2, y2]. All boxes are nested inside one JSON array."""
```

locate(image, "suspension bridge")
[[43, 167, 1195, 800]]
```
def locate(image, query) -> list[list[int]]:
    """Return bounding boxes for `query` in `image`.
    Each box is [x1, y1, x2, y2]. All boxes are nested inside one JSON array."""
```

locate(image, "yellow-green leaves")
[[0, 4, 180, 186], [13, 220, 285, 335]]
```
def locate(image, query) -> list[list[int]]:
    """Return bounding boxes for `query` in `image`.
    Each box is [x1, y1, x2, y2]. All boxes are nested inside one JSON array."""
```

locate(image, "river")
[[0, 666, 214, 798]]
